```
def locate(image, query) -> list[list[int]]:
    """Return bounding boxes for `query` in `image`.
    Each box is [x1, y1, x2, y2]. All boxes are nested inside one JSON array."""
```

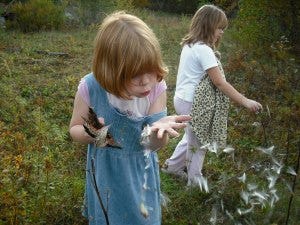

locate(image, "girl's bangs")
[[129, 44, 159, 78]]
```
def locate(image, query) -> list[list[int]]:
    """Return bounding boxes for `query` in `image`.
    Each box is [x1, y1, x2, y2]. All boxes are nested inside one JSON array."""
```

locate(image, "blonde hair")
[[181, 5, 228, 49], [92, 11, 168, 99]]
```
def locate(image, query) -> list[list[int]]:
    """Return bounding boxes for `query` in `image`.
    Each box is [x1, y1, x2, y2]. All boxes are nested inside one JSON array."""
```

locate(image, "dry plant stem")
[[89, 158, 110, 225], [260, 113, 270, 147], [42, 170, 49, 212], [35, 50, 69, 57], [257, 105, 272, 147], [284, 124, 292, 165], [285, 141, 300, 225]]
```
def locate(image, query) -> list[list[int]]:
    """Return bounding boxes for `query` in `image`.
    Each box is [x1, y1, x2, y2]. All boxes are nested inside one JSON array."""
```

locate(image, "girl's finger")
[[174, 115, 191, 123], [166, 128, 180, 138], [169, 121, 188, 129], [157, 128, 165, 139]]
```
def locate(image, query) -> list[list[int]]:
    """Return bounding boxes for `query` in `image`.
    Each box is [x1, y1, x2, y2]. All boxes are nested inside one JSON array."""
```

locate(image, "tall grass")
[[0, 7, 299, 225]]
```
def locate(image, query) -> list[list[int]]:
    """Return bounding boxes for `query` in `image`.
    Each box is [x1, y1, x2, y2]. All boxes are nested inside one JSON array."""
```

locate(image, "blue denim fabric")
[[82, 73, 166, 225]]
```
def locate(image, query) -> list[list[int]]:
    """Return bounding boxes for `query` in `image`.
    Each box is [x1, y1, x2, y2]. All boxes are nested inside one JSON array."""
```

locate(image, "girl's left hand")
[[151, 115, 191, 139]]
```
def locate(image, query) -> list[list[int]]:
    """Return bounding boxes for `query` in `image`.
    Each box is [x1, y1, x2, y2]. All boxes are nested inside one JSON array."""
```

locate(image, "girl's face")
[[213, 27, 224, 45], [127, 72, 158, 98]]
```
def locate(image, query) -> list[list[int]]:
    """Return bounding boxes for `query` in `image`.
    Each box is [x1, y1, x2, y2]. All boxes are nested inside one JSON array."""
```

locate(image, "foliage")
[[147, 0, 239, 16], [232, 0, 298, 54], [0, 0, 17, 4], [7, 0, 65, 32], [213, 0, 239, 17], [63, 0, 146, 27], [0, 28, 93, 224], [146, 0, 198, 14], [64, 0, 115, 27], [125, 0, 150, 8], [114, 0, 135, 12], [0, 4, 299, 225]]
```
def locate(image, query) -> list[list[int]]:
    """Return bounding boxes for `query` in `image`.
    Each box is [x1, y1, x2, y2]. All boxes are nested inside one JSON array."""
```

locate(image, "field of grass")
[[0, 8, 299, 225]]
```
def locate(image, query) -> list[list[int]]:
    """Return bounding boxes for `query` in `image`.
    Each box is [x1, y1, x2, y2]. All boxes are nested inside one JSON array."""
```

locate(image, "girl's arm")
[[207, 67, 262, 112], [69, 91, 99, 144], [147, 91, 191, 150]]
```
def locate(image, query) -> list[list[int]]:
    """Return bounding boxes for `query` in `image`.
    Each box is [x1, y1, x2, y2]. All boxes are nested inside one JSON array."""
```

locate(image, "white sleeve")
[[195, 45, 218, 71]]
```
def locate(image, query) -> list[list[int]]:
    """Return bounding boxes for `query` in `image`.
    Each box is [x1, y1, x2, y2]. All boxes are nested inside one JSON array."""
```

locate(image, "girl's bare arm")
[[69, 91, 95, 144], [207, 66, 262, 112]]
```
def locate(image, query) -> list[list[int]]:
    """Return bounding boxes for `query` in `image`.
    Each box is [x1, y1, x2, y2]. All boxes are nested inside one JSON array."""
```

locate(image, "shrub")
[[148, 0, 199, 14], [64, 0, 116, 27], [131, 0, 150, 8], [7, 0, 65, 32], [146, 0, 238, 15], [232, 0, 295, 53]]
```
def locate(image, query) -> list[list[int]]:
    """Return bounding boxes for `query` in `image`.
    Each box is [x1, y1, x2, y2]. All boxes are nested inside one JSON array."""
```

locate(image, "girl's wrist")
[[240, 96, 249, 107]]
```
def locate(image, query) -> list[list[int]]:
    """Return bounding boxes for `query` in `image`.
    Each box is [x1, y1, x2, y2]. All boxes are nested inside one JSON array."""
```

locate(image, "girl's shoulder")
[[191, 43, 216, 59], [183, 42, 214, 56], [192, 42, 213, 52], [148, 80, 167, 104]]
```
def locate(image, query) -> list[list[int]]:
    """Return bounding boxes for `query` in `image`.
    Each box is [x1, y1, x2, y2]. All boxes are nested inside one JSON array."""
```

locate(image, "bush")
[[146, 0, 238, 16], [232, 0, 296, 53], [64, 0, 115, 27], [7, 0, 65, 32], [148, 0, 199, 14]]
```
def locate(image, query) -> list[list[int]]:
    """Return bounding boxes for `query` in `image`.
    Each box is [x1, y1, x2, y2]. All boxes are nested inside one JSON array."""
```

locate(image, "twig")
[[259, 105, 271, 147], [285, 141, 300, 225], [89, 158, 110, 225], [284, 122, 291, 165], [34, 50, 69, 57]]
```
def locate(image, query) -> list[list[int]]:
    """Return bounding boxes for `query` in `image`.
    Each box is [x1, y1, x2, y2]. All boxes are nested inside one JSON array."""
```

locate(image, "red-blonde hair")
[[92, 11, 168, 99]]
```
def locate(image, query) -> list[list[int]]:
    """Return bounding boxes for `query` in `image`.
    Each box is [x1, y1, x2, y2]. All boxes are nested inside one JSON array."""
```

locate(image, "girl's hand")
[[151, 115, 191, 139], [244, 99, 263, 113]]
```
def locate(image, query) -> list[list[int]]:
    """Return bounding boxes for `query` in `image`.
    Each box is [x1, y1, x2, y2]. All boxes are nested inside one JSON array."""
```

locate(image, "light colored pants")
[[165, 96, 206, 181]]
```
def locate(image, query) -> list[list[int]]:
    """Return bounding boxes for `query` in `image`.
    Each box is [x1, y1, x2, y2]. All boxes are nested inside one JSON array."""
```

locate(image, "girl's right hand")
[[243, 98, 263, 113], [151, 115, 192, 139]]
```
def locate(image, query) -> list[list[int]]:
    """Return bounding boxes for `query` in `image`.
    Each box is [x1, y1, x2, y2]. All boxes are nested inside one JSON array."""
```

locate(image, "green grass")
[[1, 8, 299, 225]]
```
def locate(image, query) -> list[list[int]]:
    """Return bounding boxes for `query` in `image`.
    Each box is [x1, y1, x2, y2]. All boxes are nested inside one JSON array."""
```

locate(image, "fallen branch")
[[34, 50, 69, 57]]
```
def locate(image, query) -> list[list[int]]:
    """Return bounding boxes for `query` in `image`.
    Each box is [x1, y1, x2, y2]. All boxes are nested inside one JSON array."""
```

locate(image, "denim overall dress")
[[82, 73, 166, 225]]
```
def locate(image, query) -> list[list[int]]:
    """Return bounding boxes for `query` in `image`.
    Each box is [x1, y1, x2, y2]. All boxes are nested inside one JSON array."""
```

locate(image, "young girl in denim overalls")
[[69, 11, 191, 225]]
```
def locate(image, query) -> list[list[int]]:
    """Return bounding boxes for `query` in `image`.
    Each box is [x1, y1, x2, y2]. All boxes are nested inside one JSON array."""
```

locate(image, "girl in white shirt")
[[162, 4, 262, 186]]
